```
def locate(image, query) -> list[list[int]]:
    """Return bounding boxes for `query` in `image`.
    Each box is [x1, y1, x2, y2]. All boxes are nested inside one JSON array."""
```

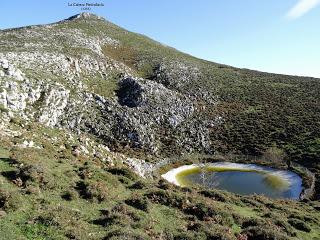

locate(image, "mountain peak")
[[65, 12, 105, 21]]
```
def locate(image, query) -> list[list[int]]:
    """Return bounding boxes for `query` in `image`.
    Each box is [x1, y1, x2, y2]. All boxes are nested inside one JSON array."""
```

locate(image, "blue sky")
[[0, 0, 319, 78]]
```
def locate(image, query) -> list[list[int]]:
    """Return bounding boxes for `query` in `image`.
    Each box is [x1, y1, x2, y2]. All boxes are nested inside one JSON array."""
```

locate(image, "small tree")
[[263, 146, 286, 163], [200, 160, 207, 186]]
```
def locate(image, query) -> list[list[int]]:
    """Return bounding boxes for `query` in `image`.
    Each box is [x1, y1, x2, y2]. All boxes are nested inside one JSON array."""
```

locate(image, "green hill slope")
[[0, 13, 319, 239]]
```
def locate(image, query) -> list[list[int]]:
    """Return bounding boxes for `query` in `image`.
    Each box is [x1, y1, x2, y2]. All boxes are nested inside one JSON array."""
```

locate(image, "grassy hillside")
[[0, 13, 320, 239], [0, 119, 319, 240]]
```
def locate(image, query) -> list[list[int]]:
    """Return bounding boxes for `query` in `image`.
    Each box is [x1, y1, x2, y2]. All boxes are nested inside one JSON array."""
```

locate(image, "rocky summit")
[[0, 13, 320, 240]]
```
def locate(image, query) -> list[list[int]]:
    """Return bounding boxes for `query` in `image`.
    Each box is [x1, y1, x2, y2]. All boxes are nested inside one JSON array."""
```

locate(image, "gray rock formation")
[[0, 13, 221, 156]]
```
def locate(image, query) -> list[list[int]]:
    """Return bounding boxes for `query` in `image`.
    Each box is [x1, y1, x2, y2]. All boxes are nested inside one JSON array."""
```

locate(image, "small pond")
[[161, 162, 303, 199]]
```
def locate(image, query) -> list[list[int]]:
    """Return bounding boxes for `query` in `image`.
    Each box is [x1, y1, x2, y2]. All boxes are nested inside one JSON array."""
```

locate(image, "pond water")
[[161, 162, 303, 199]]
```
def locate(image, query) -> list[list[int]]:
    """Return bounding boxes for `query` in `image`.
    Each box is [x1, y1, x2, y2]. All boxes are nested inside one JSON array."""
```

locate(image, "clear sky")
[[1, 0, 319, 78]]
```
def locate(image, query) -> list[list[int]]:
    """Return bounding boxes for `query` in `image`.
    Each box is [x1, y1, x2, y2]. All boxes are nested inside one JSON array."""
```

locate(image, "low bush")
[[157, 179, 175, 190], [145, 189, 186, 209], [75, 180, 108, 202], [289, 212, 317, 224], [0, 104, 8, 113], [93, 204, 141, 228], [242, 226, 290, 240], [183, 203, 216, 221], [274, 219, 297, 237], [6, 163, 55, 190], [0, 189, 22, 211], [34, 205, 89, 240], [78, 166, 94, 179], [172, 232, 196, 240], [288, 218, 311, 232], [112, 204, 141, 221], [129, 180, 147, 190], [61, 189, 79, 201], [125, 194, 149, 212], [108, 168, 138, 181], [103, 228, 148, 240], [241, 218, 267, 228], [203, 224, 235, 240], [93, 212, 130, 227], [199, 189, 231, 202]]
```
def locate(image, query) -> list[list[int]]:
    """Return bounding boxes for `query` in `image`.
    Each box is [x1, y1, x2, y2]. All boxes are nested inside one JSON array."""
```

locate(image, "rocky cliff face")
[[0, 13, 219, 157]]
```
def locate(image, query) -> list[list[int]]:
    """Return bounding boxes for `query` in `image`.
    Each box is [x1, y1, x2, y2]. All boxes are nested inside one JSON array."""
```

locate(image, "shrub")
[[0, 104, 8, 113], [9, 117, 21, 125], [145, 189, 186, 209], [186, 221, 203, 231], [203, 224, 235, 240], [274, 220, 297, 237], [104, 228, 148, 240], [93, 204, 141, 228], [173, 232, 195, 240], [78, 166, 94, 179], [34, 205, 89, 239], [157, 179, 174, 190], [61, 189, 79, 201], [240, 197, 263, 208], [242, 226, 290, 240], [183, 203, 216, 221], [93, 212, 129, 227], [129, 180, 147, 190], [112, 204, 141, 221], [241, 218, 267, 228], [20, 165, 45, 182], [288, 218, 311, 232], [25, 185, 41, 195], [289, 212, 317, 224], [262, 147, 286, 163], [199, 189, 230, 202], [75, 180, 108, 202], [19, 164, 54, 189], [0, 189, 22, 212], [108, 168, 138, 181], [118, 176, 132, 185], [85, 180, 109, 202], [125, 194, 149, 212]]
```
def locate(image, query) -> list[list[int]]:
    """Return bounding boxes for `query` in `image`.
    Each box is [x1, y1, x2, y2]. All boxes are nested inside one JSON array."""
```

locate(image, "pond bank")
[[128, 154, 316, 200], [161, 162, 303, 200]]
